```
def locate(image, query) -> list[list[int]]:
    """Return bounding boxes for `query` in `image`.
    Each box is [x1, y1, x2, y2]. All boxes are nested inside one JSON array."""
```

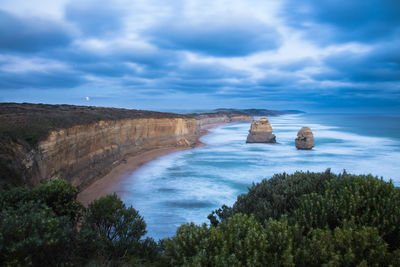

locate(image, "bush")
[[80, 194, 147, 263], [0, 201, 75, 266], [0, 180, 83, 266], [0, 187, 31, 212], [167, 171, 400, 266], [2, 171, 400, 266], [0, 179, 82, 224], [209, 169, 335, 225], [33, 179, 83, 224], [292, 220, 394, 266], [166, 215, 400, 267], [293, 174, 400, 247], [166, 214, 298, 266], [165, 223, 210, 266], [0, 181, 161, 265], [0, 182, 160, 266]]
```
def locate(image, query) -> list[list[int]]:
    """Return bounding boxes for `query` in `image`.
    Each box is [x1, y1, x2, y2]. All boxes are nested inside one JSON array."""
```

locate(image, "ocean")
[[114, 113, 400, 240]]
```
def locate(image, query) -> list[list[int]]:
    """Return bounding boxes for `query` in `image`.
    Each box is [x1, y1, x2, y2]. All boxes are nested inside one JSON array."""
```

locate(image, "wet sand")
[[77, 123, 222, 206]]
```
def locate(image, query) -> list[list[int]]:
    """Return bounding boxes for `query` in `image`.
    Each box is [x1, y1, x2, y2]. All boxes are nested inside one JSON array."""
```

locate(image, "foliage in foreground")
[[0, 180, 159, 266], [165, 170, 400, 266], [79, 194, 159, 265], [1, 171, 400, 266]]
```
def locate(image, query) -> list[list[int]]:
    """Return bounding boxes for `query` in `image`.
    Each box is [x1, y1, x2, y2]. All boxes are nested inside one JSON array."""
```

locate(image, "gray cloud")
[[65, 0, 125, 36], [282, 0, 400, 44], [146, 17, 282, 57], [0, 1, 399, 112], [0, 69, 86, 90], [314, 41, 400, 83], [0, 9, 72, 52]]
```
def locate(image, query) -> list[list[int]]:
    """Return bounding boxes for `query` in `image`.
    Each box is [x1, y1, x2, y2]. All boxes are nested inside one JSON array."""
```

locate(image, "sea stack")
[[246, 118, 276, 143], [295, 127, 314, 150]]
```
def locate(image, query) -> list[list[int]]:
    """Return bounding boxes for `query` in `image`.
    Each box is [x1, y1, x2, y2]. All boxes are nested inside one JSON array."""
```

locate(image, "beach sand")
[[77, 123, 221, 206]]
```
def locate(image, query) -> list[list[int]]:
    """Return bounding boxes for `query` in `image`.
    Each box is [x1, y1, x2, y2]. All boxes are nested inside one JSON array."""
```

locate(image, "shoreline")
[[77, 123, 225, 206]]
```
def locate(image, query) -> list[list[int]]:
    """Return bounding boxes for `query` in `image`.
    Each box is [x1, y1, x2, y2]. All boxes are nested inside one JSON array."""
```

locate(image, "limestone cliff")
[[246, 118, 276, 143], [0, 104, 200, 189], [192, 112, 253, 128], [1, 117, 198, 189], [0, 104, 253, 189]]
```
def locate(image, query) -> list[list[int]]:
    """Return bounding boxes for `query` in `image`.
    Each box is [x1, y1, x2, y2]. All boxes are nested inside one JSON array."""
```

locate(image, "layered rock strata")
[[246, 118, 276, 143], [0, 103, 253, 189], [194, 113, 253, 128], [295, 127, 314, 150], [1, 118, 198, 189]]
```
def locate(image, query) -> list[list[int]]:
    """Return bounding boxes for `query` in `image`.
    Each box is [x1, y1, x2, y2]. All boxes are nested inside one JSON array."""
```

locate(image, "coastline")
[[77, 123, 224, 206]]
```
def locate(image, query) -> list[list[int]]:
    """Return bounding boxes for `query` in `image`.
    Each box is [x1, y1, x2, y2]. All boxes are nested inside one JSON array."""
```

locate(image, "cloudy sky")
[[0, 0, 399, 112]]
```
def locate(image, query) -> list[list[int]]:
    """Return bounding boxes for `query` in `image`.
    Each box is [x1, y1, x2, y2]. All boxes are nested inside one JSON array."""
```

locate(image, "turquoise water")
[[114, 113, 400, 240]]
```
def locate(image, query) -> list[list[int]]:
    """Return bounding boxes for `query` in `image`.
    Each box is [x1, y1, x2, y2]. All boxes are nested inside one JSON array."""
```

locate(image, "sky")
[[0, 0, 399, 112]]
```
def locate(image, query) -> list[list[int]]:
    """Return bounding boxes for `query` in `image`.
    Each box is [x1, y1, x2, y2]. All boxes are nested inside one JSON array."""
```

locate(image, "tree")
[[80, 194, 147, 263], [0, 201, 75, 266], [33, 179, 83, 224], [0, 179, 83, 224]]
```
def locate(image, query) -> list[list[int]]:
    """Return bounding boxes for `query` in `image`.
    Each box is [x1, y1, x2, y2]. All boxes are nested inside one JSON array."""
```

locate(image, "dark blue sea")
[[113, 113, 400, 240]]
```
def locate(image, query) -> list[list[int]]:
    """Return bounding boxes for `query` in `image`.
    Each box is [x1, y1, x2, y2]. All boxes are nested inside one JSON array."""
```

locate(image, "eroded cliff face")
[[196, 114, 253, 128], [0, 103, 254, 189], [3, 118, 198, 189]]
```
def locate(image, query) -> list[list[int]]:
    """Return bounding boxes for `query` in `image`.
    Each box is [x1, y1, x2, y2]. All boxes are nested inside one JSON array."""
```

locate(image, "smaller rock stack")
[[246, 118, 276, 143], [295, 127, 314, 150]]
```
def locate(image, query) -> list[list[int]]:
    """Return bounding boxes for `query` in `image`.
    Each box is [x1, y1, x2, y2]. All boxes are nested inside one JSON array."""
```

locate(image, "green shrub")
[[296, 221, 400, 266], [166, 214, 298, 267], [168, 171, 400, 266], [0, 181, 161, 265], [2, 171, 400, 266], [0, 201, 75, 266], [209, 169, 335, 225], [0, 180, 83, 266], [165, 223, 210, 266], [166, 216, 399, 267], [0, 187, 31, 212], [293, 174, 400, 247], [133, 237, 163, 264], [33, 179, 83, 224], [80, 194, 147, 263], [0, 180, 82, 224]]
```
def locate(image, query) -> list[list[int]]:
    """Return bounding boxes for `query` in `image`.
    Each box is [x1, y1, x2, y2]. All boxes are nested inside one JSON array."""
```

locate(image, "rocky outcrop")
[[295, 127, 314, 150], [246, 118, 276, 143]]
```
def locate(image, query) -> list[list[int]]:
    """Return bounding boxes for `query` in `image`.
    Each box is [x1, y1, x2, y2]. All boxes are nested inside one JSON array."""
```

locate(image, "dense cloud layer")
[[282, 0, 400, 44], [0, 10, 72, 52], [65, 1, 125, 36], [146, 17, 282, 56], [0, 0, 399, 111]]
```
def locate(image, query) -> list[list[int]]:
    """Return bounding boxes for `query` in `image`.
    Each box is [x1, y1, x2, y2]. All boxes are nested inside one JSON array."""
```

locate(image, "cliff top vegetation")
[[213, 108, 304, 116], [0, 103, 261, 147], [0, 103, 297, 147], [0, 102, 188, 146], [187, 108, 303, 119]]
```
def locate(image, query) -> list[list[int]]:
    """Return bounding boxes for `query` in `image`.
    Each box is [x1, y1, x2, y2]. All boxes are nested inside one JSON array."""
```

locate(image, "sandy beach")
[[77, 147, 193, 206], [77, 123, 221, 206]]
